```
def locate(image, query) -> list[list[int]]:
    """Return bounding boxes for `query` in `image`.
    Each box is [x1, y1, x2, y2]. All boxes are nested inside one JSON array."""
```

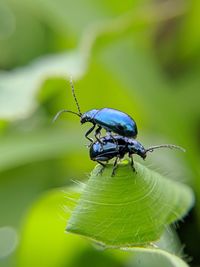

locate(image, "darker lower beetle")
[[53, 78, 138, 143], [90, 135, 185, 176]]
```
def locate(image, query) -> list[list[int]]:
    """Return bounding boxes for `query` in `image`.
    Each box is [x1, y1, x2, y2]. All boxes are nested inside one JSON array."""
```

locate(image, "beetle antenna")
[[70, 77, 82, 116], [145, 144, 186, 153], [53, 109, 81, 123]]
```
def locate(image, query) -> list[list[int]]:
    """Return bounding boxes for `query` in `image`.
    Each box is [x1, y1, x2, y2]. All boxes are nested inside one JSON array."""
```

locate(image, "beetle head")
[[80, 109, 99, 124], [128, 140, 146, 159]]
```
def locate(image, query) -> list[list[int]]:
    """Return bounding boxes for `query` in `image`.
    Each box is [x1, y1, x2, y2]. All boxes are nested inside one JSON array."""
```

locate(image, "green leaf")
[[127, 247, 189, 267], [18, 185, 190, 267], [67, 161, 194, 247]]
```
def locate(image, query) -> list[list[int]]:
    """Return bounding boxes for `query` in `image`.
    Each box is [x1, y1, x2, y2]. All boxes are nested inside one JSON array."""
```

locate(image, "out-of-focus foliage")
[[0, 0, 200, 266]]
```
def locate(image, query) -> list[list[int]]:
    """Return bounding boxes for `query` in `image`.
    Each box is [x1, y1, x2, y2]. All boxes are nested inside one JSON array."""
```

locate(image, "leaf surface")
[[67, 162, 194, 247]]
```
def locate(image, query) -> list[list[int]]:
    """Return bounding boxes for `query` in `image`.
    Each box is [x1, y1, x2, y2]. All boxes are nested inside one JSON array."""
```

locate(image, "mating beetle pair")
[[54, 78, 184, 176]]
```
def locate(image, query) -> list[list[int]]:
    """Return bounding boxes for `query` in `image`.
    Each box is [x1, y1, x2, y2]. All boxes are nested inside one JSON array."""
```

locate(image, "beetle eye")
[[80, 117, 86, 123], [142, 153, 147, 159]]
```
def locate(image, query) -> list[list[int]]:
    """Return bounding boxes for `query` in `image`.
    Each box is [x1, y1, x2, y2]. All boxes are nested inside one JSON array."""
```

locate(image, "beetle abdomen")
[[90, 142, 118, 161], [94, 108, 137, 137]]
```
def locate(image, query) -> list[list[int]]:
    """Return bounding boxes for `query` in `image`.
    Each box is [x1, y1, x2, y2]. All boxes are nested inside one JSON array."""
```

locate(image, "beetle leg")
[[97, 160, 106, 175], [97, 160, 106, 167], [85, 124, 95, 144], [95, 126, 104, 151], [111, 156, 120, 176], [107, 132, 118, 147], [129, 154, 136, 172], [95, 126, 103, 143]]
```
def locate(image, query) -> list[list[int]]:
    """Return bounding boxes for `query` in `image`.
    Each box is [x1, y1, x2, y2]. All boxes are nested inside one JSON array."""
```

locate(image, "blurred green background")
[[0, 0, 200, 266]]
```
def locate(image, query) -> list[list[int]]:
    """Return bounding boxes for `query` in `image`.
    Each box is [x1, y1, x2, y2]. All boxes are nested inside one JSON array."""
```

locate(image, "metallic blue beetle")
[[90, 135, 185, 176], [53, 78, 137, 142]]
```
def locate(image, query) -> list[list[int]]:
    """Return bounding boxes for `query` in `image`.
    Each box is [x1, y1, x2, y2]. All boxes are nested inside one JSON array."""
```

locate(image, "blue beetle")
[[53, 78, 138, 143], [90, 135, 185, 176]]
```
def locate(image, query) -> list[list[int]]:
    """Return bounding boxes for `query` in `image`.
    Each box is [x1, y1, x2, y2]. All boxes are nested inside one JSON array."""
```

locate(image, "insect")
[[90, 135, 185, 176], [53, 78, 138, 143]]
